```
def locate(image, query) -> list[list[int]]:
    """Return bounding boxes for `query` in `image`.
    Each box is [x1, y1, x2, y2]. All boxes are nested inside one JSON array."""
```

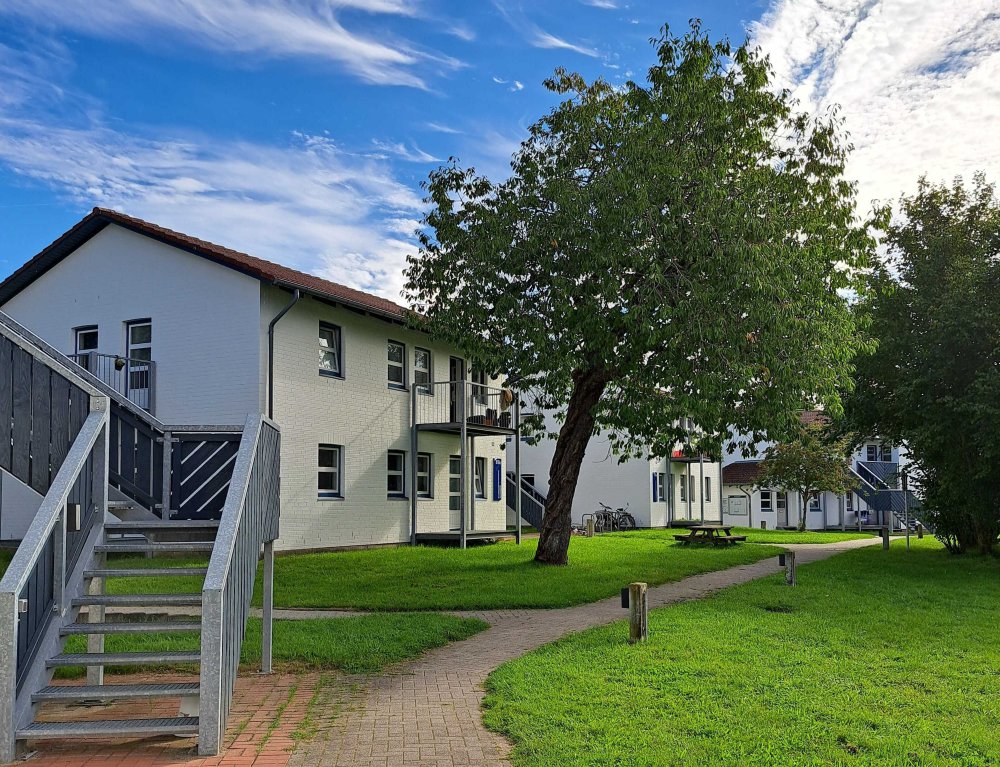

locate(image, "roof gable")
[[0, 208, 410, 323]]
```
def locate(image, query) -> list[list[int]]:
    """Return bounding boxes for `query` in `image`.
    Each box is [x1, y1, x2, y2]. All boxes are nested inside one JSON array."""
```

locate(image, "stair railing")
[[199, 414, 280, 756], [0, 343, 109, 761], [505, 472, 545, 529]]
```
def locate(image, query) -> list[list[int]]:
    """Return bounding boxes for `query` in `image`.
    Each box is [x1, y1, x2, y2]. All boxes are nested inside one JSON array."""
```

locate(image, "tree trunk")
[[534, 368, 609, 565], [797, 494, 807, 532]]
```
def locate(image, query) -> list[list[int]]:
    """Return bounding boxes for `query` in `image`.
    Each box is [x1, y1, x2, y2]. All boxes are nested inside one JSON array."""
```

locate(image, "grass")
[[482, 538, 1000, 767], [55, 613, 487, 678], [250, 535, 781, 610]]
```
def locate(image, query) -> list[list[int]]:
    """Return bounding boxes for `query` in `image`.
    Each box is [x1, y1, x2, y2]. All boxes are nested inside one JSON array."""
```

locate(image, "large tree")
[[405, 23, 878, 564], [756, 420, 857, 531], [844, 175, 1000, 554]]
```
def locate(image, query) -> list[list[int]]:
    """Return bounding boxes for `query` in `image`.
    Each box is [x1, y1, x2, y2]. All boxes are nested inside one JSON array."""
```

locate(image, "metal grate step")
[[85, 567, 209, 578], [33, 683, 200, 702], [95, 541, 215, 554], [60, 620, 201, 635], [105, 520, 220, 530], [71, 593, 202, 608], [47, 651, 200, 667], [18, 717, 199, 739]]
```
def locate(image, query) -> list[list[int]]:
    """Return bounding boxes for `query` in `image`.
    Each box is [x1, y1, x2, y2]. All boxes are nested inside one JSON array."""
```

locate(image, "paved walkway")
[[288, 538, 880, 767]]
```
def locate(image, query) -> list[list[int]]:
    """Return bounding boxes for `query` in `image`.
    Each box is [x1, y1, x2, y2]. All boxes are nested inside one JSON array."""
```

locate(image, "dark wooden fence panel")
[[108, 406, 163, 513], [171, 433, 240, 521]]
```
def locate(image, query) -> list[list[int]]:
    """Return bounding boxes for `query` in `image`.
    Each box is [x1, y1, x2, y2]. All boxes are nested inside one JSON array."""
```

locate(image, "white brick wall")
[[262, 287, 506, 550]]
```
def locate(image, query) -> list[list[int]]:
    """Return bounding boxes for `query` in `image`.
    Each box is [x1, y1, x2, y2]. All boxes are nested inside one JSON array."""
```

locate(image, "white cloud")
[[424, 122, 463, 135], [492, 1, 599, 58], [581, 0, 618, 8], [369, 139, 440, 163], [0, 116, 425, 299], [511, 80, 524, 91], [0, 0, 461, 88], [492, 75, 508, 84], [751, 0, 1000, 212]]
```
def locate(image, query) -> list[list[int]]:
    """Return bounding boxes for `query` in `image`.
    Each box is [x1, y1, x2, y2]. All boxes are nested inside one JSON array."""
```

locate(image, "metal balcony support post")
[[514, 398, 522, 545], [470, 437, 477, 534], [261, 540, 274, 674], [52, 506, 66, 616], [0, 592, 18, 763], [410, 386, 418, 546], [666, 455, 673, 526], [160, 431, 173, 519], [88, 400, 109, 686], [903, 472, 910, 551], [699, 455, 705, 523], [459, 381, 467, 550]]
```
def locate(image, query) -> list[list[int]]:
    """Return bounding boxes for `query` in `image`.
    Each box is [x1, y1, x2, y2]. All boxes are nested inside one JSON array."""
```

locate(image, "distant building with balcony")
[[0, 209, 524, 549], [721, 413, 917, 531]]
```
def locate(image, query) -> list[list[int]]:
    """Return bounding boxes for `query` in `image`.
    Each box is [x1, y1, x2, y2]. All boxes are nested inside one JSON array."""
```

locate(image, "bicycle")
[[594, 502, 637, 532]]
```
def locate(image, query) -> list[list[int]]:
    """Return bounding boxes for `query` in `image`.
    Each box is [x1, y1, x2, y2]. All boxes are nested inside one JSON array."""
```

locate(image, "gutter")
[[267, 288, 301, 420]]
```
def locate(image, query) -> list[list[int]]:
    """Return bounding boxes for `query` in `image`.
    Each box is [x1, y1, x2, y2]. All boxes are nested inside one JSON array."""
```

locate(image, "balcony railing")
[[414, 380, 517, 431], [69, 352, 155, 413]]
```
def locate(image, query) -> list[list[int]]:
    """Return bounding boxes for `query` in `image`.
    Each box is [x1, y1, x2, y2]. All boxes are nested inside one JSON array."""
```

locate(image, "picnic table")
[[674, 525, 747, 546]]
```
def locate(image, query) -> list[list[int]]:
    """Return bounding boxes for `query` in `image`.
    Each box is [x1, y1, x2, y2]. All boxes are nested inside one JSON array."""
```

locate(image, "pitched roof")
[[722, 460, 764, 486], [799, 409, 828, 426], [0, 208, 410, 322]]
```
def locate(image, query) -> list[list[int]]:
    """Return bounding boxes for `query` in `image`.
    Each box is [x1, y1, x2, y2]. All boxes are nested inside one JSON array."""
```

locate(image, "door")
[[449, 357, 465, 422], [74, 326, 99, 373], [776, 492, 789, 528], [448, 455, 462, 530], [126, 319, 152, 410]]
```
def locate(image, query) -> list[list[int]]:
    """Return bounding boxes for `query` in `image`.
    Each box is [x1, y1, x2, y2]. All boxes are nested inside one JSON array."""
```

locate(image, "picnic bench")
[[674, 525, 747, 546]]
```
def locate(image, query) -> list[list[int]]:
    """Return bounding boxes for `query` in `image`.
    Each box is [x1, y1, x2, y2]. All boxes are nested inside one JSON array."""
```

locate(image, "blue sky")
[[1, 1, 998, 300]]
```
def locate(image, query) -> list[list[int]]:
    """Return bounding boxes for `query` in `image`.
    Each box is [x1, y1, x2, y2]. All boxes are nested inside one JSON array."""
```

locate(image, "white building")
[[722, 416, 909, 531], [517, 412, 723, 528], [0, 208, 519, 550]]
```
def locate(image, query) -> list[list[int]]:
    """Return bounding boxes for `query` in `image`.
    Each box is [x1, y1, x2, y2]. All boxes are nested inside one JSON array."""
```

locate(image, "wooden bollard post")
[[628, 582, 648, 644], [916, 523, 924, 539], [780, 551, 796, 586], [881, 526, 890, 550], [586, 517, 595, 537]]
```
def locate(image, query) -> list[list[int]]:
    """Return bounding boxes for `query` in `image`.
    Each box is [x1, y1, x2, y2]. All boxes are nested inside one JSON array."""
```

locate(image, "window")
[[319, 323, 342, 377], [760, 491, 773, 511], [449, 456, 462, 512], [414, 348, 432, 394], [846, 492, 854, 513], [125, 320, 152, 395], [388, 340, 406, 389], [704, 477, 712, 502], [417, 453, 432, 498], [880, 444, 892, 462], [474, 456, 486, 498], [387, 450, 406, 497], [652, 472, 666, 502], [471, 369, 488, 404], [809, 495, 821, 512], [74, 326, 98, 354], [866, 443, 891, 462], [689, 475, 696, 503], [679, 474, 687, 502], [318, 445, 343, 498], [776, 492, 787, 513]]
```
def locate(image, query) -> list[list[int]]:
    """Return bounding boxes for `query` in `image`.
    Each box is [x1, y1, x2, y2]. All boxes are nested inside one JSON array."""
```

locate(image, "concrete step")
[[95, 541, 214, 554], [85, 567, 209, 578], [18, 717, 199, 739], [60, 620, 201, 635], [33, 683, 200, 703], [71, 593, 202, 608], [47, 651, 200, 667]]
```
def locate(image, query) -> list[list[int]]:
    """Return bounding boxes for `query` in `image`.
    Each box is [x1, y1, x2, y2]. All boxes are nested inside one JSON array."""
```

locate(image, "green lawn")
[[483, 538, 1000, 767], [56, 613, 487, 678], [252, 536, 781, 610], [612, 528, 875, 545]]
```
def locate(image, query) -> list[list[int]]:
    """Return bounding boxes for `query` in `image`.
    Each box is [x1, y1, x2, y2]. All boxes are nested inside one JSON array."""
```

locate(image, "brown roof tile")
[[722, 460, 763, 486]]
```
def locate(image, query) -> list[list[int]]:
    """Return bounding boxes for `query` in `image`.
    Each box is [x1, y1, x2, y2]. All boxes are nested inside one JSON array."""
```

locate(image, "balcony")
[[412, 380, 518, 436], [69, 351, 156, 414]]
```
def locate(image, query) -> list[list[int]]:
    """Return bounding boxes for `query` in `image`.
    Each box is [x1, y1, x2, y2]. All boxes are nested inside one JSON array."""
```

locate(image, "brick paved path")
[[289, 539, 880, 767]]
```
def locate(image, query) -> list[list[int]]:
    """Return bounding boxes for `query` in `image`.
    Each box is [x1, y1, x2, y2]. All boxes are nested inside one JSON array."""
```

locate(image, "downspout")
[[267, 288, 301, 420], [739, 485, 753, 528]]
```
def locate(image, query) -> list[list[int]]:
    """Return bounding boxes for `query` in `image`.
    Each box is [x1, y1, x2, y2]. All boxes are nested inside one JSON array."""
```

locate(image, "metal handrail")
[[198, 414, 280, 755], [68, 352, 157, 414], [0, 407, 107, 761]]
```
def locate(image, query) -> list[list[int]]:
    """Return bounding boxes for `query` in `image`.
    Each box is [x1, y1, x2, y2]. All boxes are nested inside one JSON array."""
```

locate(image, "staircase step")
[[95, 541, 214, 554], [105, 520, 220, 532], [33, 682, 200, 702], [48, 651, 200, 667], [17, 717, 199, 740], [60, 620, 201, 635], [71, 594, 202, 608], [85, 567, 209, 578]]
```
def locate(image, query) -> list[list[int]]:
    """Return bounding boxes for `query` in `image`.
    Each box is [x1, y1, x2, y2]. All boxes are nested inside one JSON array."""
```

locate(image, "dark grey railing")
[[0, 312, 109, 763], [506, 472, 545, 528], [414, 380, 516, 430], [199, 415, 280, 755], [69, 352, 156, 414], [857, 460, 899, 489]]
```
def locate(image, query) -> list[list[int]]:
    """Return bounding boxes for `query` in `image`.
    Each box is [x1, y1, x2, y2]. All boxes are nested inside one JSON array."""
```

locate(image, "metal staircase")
[[0, 310, 280, 759], [850, 461, 927, 533], [506, 471, 545, 528]]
